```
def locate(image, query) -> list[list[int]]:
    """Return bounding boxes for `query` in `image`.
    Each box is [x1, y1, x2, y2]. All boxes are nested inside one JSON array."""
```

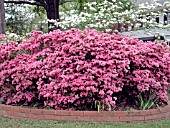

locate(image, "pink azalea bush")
[[0, 28, 170, 110]]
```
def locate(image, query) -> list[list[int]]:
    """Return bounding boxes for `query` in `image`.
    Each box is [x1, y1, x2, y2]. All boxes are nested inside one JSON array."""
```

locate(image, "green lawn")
[[0, 116, 170, 128]]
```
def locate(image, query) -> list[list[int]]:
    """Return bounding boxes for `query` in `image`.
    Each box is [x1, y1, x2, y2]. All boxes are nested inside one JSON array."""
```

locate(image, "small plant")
[[94, 100, 102, 112], [0, 100, 3, 104], [139, 91, 159, 110], [93, 100, 112, 112]]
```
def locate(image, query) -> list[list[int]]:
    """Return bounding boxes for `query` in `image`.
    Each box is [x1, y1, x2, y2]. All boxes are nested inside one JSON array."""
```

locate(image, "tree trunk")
[[46, 0, 60, 31], [0, 0, 6, 34]]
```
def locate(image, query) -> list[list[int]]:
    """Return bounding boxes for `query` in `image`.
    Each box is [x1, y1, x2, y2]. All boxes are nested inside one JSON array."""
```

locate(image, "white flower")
[[56, 0, 168, 31]]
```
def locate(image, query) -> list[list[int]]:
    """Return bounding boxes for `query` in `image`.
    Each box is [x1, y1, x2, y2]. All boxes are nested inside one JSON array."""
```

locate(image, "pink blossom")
[[0, 28, 169, 110]]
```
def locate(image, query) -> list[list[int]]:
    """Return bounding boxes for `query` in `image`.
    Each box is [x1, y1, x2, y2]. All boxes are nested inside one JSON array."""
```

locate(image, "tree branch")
[[36, 0, 47, 10], [4, 0, 43, 7]]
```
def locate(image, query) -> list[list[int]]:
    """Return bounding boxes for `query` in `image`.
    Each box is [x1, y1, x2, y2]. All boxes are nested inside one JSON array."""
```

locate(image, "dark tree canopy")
[[3, 0, 60, 32], [1, 0, 90, 33]]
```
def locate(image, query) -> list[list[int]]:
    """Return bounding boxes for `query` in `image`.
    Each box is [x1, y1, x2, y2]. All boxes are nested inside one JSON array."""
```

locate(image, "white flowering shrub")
[[56, 0, 135, 31], [0, 32, 27, 44], [50, 0, 170, 32]]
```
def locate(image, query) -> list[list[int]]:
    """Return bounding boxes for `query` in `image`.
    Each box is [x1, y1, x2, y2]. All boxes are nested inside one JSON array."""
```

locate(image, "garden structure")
[[0, 101, 170, 122], [121, 28, 170, 43]]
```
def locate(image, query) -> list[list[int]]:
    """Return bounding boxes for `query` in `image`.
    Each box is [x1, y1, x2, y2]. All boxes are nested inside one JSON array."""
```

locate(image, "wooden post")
[[0, 0, 6, 34]]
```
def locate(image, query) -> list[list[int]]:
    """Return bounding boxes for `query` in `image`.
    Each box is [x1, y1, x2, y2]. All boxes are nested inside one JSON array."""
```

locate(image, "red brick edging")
[[0, 102, 170, 122]]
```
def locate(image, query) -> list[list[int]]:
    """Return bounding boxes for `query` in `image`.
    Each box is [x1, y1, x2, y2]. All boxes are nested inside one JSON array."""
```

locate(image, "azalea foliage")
[[0, 28, 170, 110]]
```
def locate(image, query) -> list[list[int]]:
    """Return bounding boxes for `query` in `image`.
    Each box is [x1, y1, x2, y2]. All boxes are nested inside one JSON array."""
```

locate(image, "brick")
[[14, 112, 26, 118], [154, 113, 165, 120], [2, 105, 11, 111], [33, 114, 44, 120], [11, 106, 20, 112], [114, 111, 127, 117], [76, 116, 93, 122], [164, 112, 170, 119], [103, 117, 119, 122], [0, 104, 6, 108], [31, 108, 43, 115], [69, 111, 84, 116], [0, 104, 3, 109], [62, 116, 78, 121], [3, 111, 26, 117], [98, 111, 114, 117], [161, 106, 170, 113], [139, 110, 151, 116], [127, 111, 140, 116], [43, 109, 56, 115], [89, 117, 104, 122], [5, 111, 26, 118], [119, 116, 133, 122], [55, 110, 70, 116], [43, 115, 62, 120], [26, 113, 37, 119], [19, 107, 31, 113], [84, 116, 106, 122], [132, 116, 145, 121], [150, 109, 161, 115], [145, 115, 156, 121], [6, 111, 16, 117], [83, 111, 99, 117]]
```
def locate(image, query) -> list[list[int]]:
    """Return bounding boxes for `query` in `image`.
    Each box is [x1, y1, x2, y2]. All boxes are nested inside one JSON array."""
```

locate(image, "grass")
[[0, 116, 170, 128]]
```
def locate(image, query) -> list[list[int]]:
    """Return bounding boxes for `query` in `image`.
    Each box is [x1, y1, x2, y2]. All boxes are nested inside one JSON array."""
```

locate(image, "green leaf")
[[147, 101, 154, 110], [156, 104, 162, 113], [139, 93, 144, 110]]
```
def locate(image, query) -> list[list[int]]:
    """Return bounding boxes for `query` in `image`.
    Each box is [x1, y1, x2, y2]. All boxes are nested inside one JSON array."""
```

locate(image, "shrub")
[[0, 28, 169, 110], [0, 32, 27, 44], [55, 0, 170, 32]]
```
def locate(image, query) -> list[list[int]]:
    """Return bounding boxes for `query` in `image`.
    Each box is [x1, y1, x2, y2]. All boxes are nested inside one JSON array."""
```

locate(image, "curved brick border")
[[0, 102, 170, 122]]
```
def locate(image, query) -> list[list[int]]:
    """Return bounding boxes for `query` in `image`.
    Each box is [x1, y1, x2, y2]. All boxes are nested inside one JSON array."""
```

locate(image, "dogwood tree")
[[55, 0, 170, 32]]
